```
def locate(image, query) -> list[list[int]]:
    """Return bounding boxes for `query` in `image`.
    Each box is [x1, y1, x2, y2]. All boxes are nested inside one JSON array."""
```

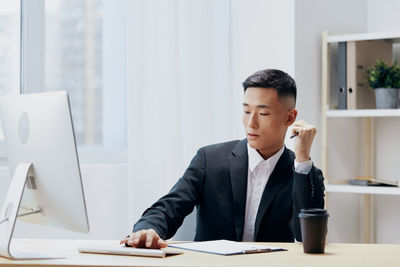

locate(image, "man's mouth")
[[247, 133, 259, 139]]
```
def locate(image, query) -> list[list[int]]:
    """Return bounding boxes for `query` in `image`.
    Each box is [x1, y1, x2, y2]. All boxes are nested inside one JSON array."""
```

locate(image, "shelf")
[[326, 31, 400, 43], [322, 31, 400, 243], [326, 109, 400, 118], [326, 184, 400, 195]]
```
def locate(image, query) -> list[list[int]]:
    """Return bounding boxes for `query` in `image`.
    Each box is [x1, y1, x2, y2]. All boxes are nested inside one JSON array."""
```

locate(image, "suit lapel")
[[228, 139, 248, 241], [253, 147, 292, 239]]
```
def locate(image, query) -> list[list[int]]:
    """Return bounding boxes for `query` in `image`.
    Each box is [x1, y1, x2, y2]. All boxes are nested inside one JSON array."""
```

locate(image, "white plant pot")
[[374, 88, 400, 109]]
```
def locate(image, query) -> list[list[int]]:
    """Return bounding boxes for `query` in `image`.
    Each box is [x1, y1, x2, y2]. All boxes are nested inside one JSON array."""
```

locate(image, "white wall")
[[367, 0, 400, 32], [231, 0, 295, 138]]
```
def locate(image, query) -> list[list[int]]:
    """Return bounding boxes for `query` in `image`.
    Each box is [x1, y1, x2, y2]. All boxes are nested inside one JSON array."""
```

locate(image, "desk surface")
[[1, 239, 400, 267]]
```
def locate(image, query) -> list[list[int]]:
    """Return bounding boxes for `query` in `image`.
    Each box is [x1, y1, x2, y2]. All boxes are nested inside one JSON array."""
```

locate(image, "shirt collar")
[[247, 144, 285, 172]]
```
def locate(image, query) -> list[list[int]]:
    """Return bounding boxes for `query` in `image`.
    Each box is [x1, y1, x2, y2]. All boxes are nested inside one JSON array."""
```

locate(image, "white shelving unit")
[[321, 31, 400, 243], [326, 31, 400, 43], [326, 184, 400, 196], [327, 109, 400, 118]]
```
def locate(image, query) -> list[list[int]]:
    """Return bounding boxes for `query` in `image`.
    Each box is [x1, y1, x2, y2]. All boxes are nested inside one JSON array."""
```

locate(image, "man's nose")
[[248, 113, 257, 129]]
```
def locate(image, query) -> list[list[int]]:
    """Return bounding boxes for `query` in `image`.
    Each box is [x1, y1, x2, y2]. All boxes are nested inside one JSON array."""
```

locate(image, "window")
[[41, 0, 104, 146], [0, 0, 20, 157], [20, 0, 127, 163]]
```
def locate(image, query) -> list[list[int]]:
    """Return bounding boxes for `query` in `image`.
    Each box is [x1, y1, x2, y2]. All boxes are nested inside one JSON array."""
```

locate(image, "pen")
[[243, 248, 272, 254], [290, 132, 299, 139]]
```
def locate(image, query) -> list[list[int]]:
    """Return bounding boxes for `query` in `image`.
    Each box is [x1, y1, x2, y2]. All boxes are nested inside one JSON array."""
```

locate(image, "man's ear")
[[286, 109, 298, 126]]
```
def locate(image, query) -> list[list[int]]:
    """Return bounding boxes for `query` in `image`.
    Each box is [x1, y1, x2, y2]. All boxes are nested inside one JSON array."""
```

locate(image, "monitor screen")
[[0, 91, 89, 259]]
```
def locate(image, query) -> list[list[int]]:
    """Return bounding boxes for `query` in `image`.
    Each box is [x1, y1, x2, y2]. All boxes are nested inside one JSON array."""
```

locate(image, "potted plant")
[[366, 60, 400, 109]]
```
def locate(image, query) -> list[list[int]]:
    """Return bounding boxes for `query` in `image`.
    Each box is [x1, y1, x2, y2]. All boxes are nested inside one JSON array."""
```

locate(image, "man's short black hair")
[[242, 69, 297, 106]]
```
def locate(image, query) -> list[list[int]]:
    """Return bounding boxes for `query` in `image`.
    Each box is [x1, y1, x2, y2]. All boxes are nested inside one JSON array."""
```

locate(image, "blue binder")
[[338, 42, 347, 110]]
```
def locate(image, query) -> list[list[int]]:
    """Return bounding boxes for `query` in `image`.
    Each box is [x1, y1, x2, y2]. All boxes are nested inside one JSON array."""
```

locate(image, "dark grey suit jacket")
[[133, 139, 325, 242]]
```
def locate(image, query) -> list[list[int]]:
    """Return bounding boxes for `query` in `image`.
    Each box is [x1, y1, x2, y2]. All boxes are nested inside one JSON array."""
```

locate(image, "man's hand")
[[120, 229, 167, 249], [291, 120, 317, 163]]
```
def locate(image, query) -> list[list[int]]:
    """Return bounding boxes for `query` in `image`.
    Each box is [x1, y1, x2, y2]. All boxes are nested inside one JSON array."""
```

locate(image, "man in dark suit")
[[121, 69, 325, 249]]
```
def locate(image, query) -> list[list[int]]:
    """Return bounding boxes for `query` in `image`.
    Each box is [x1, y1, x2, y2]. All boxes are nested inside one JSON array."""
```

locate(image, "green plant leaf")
[[366, 59, 400, 89]]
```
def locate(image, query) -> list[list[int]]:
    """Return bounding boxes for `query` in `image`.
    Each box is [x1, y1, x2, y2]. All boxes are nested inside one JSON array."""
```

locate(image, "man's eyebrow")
[[242, 103, 271, 108]]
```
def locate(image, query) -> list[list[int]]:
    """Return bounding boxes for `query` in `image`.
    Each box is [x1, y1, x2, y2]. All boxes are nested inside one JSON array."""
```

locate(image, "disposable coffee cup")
[[298, 208, 329, 254]]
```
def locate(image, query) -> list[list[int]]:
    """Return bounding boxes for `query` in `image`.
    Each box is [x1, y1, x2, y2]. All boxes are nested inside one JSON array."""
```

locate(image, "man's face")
[[242, 87, 297, 155]]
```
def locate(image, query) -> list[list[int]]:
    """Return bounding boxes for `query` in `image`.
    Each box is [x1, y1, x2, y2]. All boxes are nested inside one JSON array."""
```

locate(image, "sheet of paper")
[[168, 240, 285, 255]]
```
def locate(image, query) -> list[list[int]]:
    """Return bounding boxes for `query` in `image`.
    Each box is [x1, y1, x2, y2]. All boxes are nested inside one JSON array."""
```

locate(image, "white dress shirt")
[[241, 144, 312, 242]]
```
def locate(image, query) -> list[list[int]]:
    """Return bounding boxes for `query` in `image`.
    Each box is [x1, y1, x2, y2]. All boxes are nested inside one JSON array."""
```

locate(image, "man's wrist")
[[295, 155, 310, 163]]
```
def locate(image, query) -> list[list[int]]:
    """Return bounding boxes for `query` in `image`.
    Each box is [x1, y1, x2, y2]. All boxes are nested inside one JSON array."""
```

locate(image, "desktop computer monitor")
[[0, 91, 89, 259]]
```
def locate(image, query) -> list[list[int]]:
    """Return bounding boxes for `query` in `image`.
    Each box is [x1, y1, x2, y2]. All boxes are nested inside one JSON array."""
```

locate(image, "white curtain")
[[126, 0, 242, 240]]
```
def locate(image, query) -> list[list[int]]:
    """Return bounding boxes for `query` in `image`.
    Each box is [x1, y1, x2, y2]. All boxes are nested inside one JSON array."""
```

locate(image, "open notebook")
[[168, 240, 286, 256]]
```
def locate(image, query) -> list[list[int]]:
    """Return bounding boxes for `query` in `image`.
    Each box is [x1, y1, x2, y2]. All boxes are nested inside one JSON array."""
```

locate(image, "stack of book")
[[348, 176, 399, 187]]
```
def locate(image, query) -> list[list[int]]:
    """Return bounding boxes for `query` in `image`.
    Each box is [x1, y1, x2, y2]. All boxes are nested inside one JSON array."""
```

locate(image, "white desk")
[[1, 239, 400, 267]]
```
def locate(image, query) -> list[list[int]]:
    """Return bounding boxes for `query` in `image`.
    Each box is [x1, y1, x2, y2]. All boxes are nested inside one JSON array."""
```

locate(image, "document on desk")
[[168, 240, 286, 256]]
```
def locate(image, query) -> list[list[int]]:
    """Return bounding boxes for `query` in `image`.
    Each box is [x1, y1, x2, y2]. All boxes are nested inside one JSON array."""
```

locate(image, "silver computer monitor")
[[0, 91, 89, 259]]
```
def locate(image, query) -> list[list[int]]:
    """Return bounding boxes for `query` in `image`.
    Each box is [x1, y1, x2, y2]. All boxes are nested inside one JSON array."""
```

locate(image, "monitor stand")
[[0, 163, 65, 260]]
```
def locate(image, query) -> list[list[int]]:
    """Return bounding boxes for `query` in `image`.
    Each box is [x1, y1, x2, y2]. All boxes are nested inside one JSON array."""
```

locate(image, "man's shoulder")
[[199, 139, 244, 156]]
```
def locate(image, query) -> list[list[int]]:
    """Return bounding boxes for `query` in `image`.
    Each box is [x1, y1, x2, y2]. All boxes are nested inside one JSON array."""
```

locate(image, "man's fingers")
[[145, 229, 167, 249], [120, 232, 137, 246], [291, 126, 316, 136], [292, 120, 308, 126], [157, 238, 168, 248], [149, 232, 167, 249], [120, 229, 166, 249], [291, 127, 303, 136], [133, 231, 145, 246], [292, 120, 315, 129], [145, 230, 156, 248], [121, 233, 134, 246]]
